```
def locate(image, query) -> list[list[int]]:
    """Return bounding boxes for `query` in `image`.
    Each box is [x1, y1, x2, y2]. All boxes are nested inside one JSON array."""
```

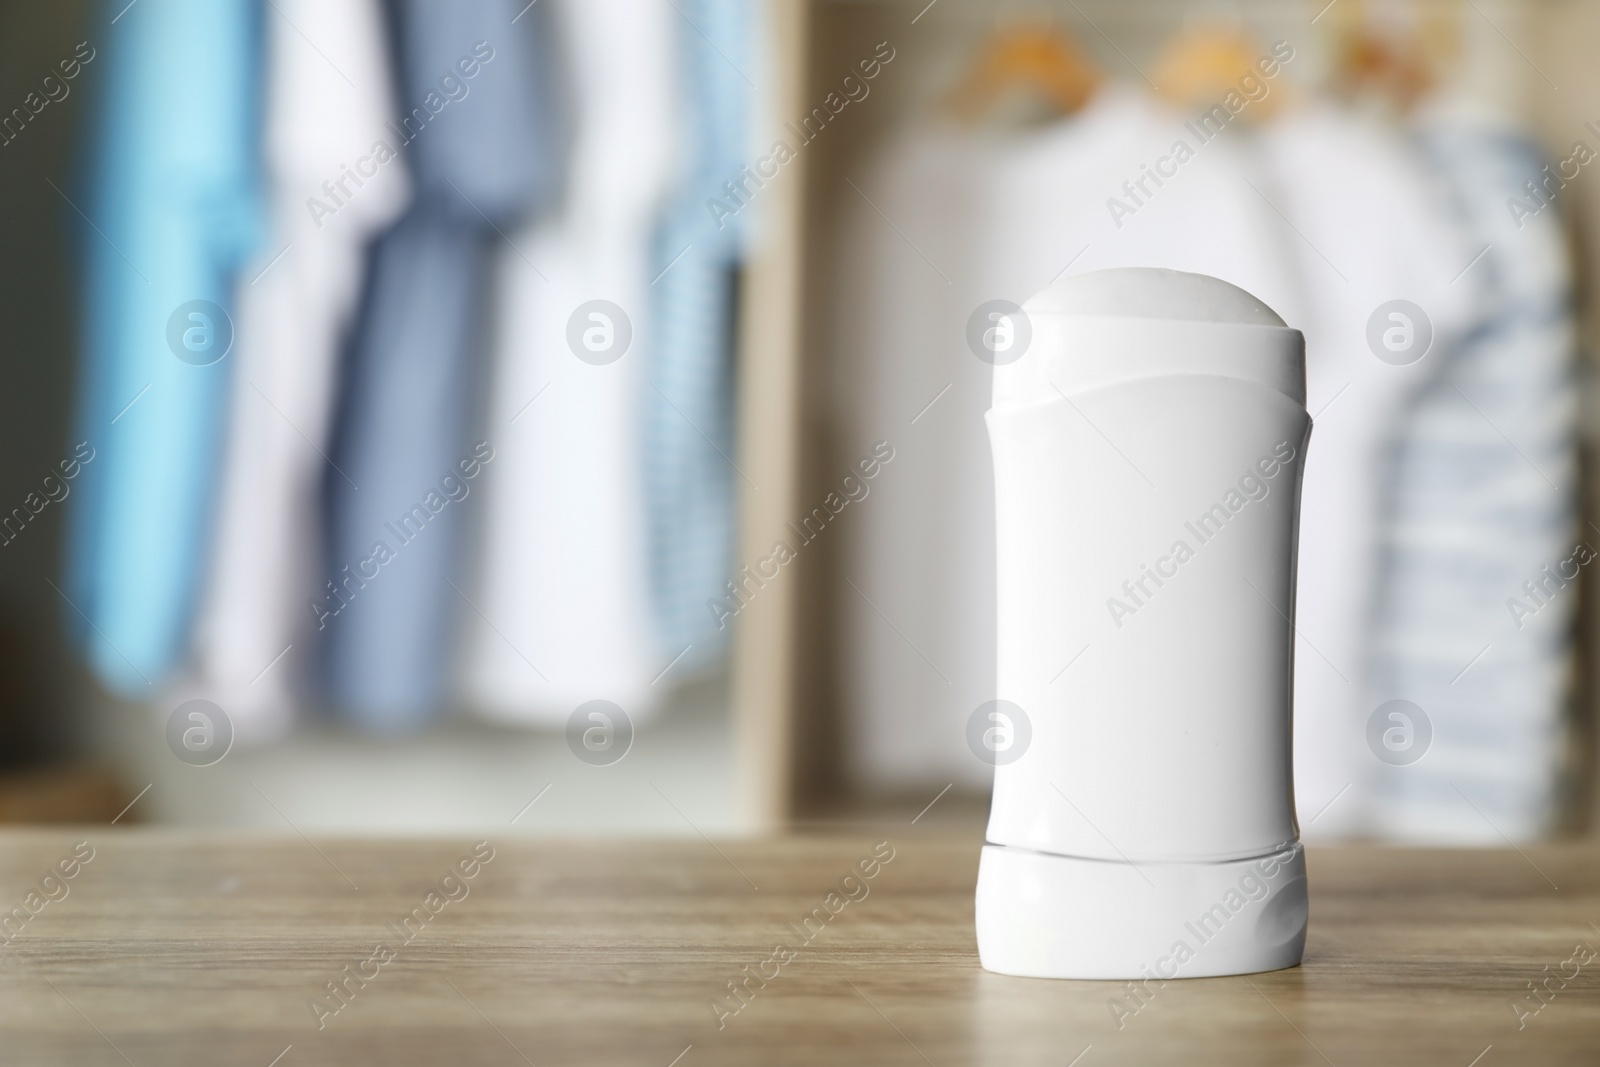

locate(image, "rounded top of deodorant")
[[992, 267, 1305, 411], [1024, 267, 1286, 327]]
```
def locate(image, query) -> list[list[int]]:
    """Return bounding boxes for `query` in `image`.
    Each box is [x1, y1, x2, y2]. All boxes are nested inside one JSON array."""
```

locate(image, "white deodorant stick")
[[975, 267, 1310, 980]]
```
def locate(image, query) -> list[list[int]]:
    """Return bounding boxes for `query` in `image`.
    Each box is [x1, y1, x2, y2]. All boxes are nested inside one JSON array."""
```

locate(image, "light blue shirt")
[[645, 0, 757, 669], [66, 0, 263, 693]]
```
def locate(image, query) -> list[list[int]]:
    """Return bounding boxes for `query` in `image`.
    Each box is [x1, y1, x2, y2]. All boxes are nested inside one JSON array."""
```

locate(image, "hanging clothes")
[[65, 0, 263, 694], [1256, 101, 1479, 838], [461, 0, 677, 726], [1367, 101, 1578, 842], [320, 0, 558, 732], [644, 0, 756, 675], [837, 84, 1309, 791], [187, 0, 410, 742]]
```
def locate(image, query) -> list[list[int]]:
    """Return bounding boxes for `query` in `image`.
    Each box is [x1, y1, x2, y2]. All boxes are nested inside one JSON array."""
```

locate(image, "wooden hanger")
[[947, 21, 1101, 125], [1324, 0, 1452, 112], [1151, 24, 1286, 121], [1329, 32, 1433, 109]]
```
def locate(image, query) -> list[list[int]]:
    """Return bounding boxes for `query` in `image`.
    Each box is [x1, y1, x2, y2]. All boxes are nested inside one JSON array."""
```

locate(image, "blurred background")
[[0, 0, 1596, 845]]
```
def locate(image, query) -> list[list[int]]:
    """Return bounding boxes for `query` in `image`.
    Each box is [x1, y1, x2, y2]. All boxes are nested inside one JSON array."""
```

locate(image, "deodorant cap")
[[995, 267, 1305, 409], [1025, 266, 1286, 325]]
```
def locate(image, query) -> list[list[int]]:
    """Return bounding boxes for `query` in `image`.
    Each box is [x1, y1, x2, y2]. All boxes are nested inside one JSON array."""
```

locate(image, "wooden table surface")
[[1, 827, 1598, 1065]]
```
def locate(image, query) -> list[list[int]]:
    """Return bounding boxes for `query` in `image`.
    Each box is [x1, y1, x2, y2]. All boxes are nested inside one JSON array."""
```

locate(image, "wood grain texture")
[[0, 828, 1597, 1065]]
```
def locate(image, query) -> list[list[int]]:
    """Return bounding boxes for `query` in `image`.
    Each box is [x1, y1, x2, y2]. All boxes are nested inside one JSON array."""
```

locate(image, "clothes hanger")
[[946, 19, 1101, 126], [1150, 22, 1287, 121], [1417, 0, 1464, 83], [1323, 0, 1445, 113]]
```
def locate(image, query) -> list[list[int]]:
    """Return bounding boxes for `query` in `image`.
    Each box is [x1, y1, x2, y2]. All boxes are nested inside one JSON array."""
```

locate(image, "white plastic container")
[[975, 268, 1310, 979]]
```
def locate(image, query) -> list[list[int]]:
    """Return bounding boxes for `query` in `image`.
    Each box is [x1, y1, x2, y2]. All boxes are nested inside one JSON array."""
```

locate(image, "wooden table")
[[1, 827, 1597, 1065]]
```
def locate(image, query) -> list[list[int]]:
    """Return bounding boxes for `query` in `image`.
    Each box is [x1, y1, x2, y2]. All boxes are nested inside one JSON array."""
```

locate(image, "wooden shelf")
[[3, 827, 1598, 1063]]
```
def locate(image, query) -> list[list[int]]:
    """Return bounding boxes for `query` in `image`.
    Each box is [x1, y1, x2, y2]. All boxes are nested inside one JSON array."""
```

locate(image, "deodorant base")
[[975, 843, 1307, 979]]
